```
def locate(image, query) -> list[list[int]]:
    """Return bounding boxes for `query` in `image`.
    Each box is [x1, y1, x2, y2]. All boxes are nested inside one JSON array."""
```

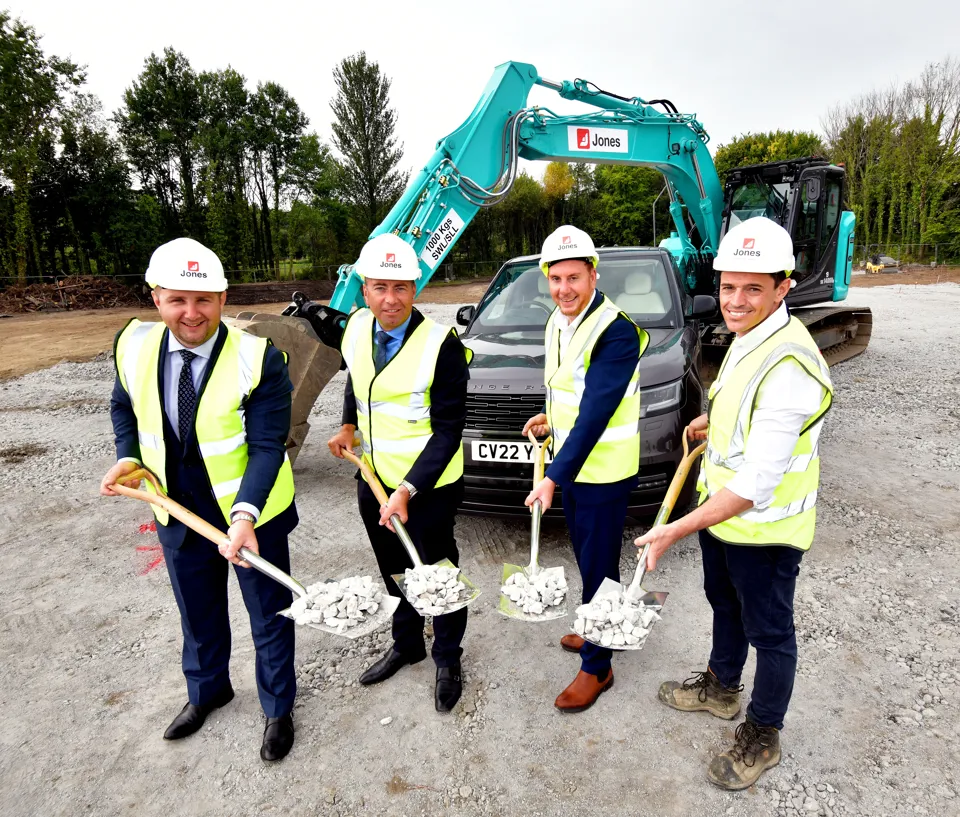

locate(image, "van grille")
[[465, 393, 545, 432]]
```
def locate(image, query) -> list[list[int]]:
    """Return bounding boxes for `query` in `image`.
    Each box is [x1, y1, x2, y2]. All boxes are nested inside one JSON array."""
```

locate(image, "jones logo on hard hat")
[[562, 235, 570, 243], [187, 260, 200, 272], [181, 259, 207, 278], [742, 239, 755, 250]]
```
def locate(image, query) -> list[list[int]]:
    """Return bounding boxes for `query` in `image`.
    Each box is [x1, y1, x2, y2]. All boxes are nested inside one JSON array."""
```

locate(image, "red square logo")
[[577, 128, 590, 149], [742, 238, 755, 249], [187, 260, 199, 272], [385, 253, 396, 263], [562, 235, 571, 243]]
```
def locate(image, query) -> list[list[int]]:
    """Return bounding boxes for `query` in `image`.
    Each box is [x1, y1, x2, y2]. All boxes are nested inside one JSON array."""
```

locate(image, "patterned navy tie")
[[374, 330, 391, 374], [178, 350, 198, 441]]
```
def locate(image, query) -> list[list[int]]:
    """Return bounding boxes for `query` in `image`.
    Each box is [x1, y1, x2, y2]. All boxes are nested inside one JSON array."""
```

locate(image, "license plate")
[[470, 440, 552, 464]]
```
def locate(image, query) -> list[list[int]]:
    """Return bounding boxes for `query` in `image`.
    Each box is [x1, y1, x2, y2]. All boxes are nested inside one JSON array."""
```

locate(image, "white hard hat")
[[145, 237, 228, 292], [539, 225, 599, 274], [713, 217, 796, 276], [355, 233, 421, 281]]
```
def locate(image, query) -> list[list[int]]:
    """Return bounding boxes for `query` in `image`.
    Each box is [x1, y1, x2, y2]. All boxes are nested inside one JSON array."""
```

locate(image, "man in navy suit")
[[100, 238, 298, 761], [524, 226, 648, 713]]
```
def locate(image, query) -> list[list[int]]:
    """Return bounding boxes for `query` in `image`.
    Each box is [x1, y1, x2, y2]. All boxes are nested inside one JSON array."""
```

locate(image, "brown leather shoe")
[[554, 669, 614, 713], [560, 633, 584, 653]]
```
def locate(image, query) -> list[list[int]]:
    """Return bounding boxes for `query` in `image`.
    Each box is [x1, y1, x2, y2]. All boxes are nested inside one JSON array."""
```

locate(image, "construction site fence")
[[855, 244, 958, 268]]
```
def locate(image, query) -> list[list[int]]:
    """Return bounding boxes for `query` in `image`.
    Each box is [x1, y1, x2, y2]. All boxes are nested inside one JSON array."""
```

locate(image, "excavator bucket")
[[227, 311, 343, 465]]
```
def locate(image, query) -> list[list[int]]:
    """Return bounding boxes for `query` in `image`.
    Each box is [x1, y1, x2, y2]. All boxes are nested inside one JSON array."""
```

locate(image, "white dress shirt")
[[552, 298, 591, 360], [164, 331, 218, 439], [715, 302, 826, 510]]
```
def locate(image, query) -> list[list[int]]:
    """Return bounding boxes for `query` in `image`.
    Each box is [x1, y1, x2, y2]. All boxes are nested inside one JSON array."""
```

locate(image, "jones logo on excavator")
[[567, 126, 629, 153]]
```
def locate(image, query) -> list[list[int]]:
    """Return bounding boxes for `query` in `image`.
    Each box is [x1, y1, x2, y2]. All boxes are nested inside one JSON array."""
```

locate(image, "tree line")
[[2, 10, 958, 286]]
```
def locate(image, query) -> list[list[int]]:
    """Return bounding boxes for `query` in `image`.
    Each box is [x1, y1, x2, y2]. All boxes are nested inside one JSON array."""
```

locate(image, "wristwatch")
[[230, 511, 256, 525], [399, 480, 418, 499]]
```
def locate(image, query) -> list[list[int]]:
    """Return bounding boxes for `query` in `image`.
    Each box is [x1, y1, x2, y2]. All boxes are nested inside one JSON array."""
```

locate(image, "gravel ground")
[[0, 290, 957, 817]]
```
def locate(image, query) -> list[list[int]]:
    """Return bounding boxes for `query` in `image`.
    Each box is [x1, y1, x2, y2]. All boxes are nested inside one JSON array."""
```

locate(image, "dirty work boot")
[[560, 633, 584, 653], [707, 719, 781, 790], [658, 670, 742, 719], [554, 668, 614, 713]]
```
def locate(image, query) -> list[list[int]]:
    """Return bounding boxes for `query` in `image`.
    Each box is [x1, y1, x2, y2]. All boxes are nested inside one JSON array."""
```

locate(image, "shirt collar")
[[375, 314, 411, 341], [167, 325, 219, 360], [730, 301, 789, 355]]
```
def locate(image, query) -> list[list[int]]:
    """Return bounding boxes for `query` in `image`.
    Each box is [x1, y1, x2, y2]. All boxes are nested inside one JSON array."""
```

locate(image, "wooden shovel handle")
[[652, 425, 707, 528], [341, 448, 390, 507], [112, 468, 231, 548], [526, 430, 553, 485]]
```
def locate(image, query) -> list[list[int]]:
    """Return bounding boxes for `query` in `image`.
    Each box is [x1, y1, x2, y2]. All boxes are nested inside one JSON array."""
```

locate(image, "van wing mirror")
[[456, 305, 476, 327], [690, 294, 717, 318]]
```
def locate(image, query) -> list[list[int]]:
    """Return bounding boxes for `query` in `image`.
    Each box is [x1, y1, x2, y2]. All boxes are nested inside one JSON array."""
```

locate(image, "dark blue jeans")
[[700, 528, 803, 730], [564, 484, 631, 676]]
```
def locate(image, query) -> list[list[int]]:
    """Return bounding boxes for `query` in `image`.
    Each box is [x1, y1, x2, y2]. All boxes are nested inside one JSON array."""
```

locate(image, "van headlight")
[[640, 379, 682, 418]]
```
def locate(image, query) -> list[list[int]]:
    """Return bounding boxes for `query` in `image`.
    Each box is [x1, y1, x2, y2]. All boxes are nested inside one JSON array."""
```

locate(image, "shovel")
[[111, 468, 399, 639], [576, 427, 707, 651], [497, 431, 567, 622], [340, 448, 481, 616]]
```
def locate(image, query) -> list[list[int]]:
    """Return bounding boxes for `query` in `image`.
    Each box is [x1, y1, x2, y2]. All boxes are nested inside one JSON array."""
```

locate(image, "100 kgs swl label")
[[420, 209, 465, 270]]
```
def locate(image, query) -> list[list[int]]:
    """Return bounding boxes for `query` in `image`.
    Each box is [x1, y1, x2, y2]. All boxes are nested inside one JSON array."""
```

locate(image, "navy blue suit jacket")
[[545, 290, 641, 502], [111, 321, 297, 548]]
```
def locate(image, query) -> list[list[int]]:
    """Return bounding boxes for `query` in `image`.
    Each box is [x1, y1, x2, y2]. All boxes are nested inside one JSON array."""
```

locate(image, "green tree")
[[712, 131, 828, 183], [117, 47, 203, 237], [0, 12, 83, 280], [330, 52, 406, 234]]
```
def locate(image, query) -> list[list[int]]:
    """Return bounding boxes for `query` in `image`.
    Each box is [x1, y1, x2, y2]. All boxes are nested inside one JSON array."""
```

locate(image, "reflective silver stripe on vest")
[[199, 431, 248, 458], [367, 436, 429, 454], [553, 420, 638, 448], [236, 331, 260, 398], [212, 476, 243, 499], [706, 420, 823, 475], [739, 489, 818, 522], [409, 323, 451, 412], [121, 322, 157, 410], [714, 343, 831, 469], [571, 306, 619, 400], [138, 431, 163, 451], [341, 308, 370, 370], [369, 400, 432, 421], [356, 398, 369, 416]]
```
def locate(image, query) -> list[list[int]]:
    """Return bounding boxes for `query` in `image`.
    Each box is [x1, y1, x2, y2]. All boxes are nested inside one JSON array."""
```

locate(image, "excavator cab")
[[721, 158, 850, 307]]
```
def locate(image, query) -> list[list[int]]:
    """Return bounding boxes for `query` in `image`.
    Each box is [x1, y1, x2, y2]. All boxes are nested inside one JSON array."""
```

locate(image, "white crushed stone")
[[402, 564, 467, 615], [289, 575, 386, 631], [500, 571, 567, 615], [572, 591, 661, 648]]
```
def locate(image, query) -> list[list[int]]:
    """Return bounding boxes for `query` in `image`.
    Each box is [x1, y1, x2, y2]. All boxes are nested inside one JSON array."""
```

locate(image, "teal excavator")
[[233, 61, 872, 461]]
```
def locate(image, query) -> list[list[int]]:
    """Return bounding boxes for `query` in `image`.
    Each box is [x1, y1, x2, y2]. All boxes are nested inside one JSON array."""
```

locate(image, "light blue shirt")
[[164, 330, 218, 439], [375, 315, 411, 364]]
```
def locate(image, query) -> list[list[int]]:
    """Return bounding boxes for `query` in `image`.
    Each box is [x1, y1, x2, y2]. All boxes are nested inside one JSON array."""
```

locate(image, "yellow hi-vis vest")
[[544, 295, 649, 484], [340, 309, 473, 490], [114, 319, 295, 527], [698, 315, 833, 550]]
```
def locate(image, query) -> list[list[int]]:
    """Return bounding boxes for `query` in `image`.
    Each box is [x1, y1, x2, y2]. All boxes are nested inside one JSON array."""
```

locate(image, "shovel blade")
[[497, 564, 568, 621], [576, 577, 668, 651], [277, 581, 401, 640], [391, 558, 481, 617]]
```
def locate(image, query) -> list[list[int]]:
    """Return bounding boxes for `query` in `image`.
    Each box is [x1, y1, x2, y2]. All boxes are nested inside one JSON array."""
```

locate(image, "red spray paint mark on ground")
[[135, 519, 163, 574]]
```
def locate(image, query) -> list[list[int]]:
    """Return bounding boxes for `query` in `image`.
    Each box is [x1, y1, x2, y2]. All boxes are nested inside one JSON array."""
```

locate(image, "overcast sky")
[[15, 0, 960, 178]]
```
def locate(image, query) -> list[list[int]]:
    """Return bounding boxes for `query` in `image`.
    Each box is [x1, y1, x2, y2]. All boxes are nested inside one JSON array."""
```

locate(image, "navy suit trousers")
[[564, 483, 631, 676], [700, 527, 804, 730], [357, 478, 467, 667], [163, 526, 296, 718]]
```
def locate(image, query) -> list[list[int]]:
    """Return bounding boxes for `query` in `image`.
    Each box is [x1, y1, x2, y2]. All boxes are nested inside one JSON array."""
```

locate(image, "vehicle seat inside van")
[[615, 270, 665, 315]]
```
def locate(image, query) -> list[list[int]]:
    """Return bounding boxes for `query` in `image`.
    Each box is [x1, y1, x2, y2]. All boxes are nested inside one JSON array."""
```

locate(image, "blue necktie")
[[178, 350, 197, 441], [374, 331, 391, 373]]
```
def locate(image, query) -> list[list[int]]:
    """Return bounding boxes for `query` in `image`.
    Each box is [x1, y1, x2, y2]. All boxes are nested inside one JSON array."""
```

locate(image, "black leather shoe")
[[163, 685, 235, 740], [435, 663, 462, 713], [359, 647, 425, 686], [260, 714, 294, 762]]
